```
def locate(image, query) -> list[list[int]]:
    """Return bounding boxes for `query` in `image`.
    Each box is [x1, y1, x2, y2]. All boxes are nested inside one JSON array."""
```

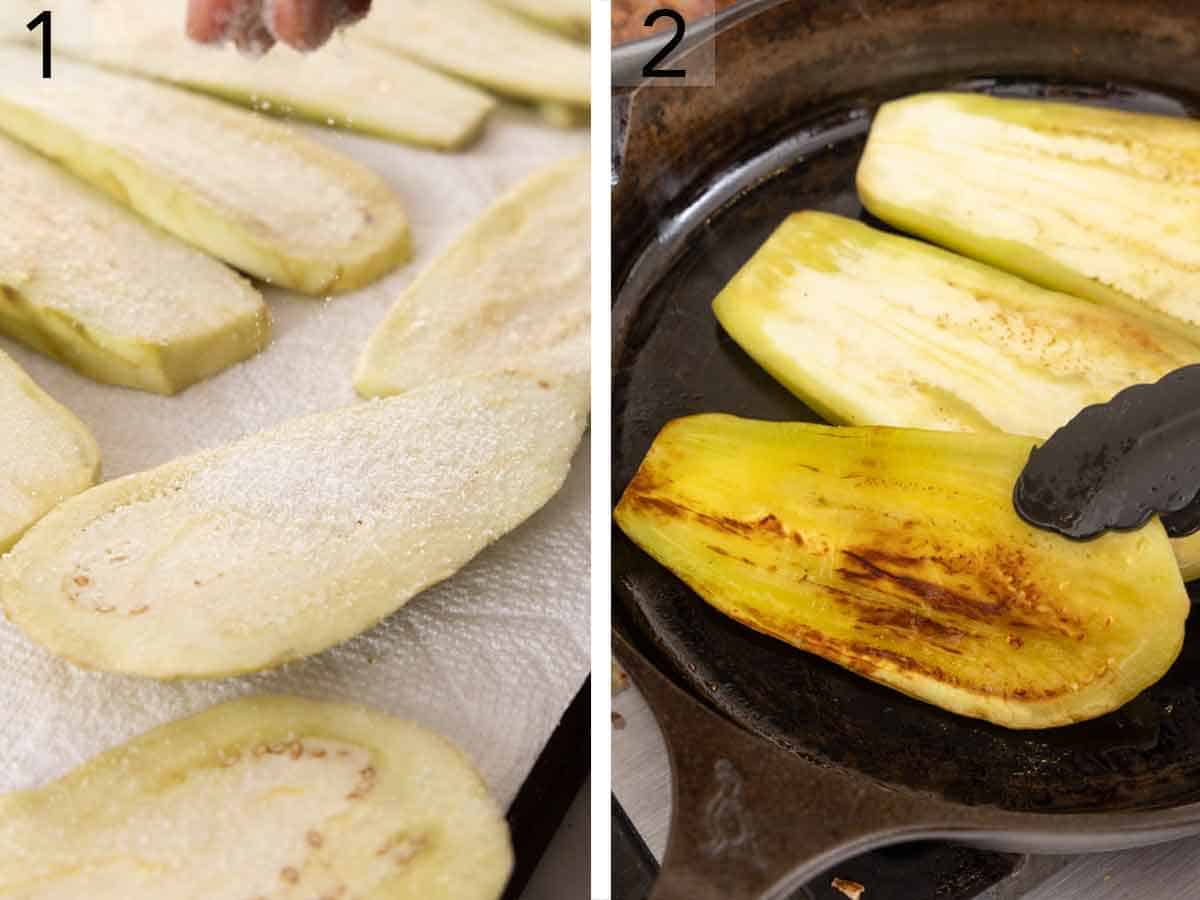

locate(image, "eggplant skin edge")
[[615, 415, 1189, 730]]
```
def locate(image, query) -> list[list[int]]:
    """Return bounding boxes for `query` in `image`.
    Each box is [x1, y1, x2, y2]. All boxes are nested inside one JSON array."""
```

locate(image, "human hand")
[[187, 0, 372, 53]]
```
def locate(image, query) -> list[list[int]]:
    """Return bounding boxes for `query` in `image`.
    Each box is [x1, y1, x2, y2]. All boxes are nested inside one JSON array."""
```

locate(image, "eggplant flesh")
[[857, 92, 1200, 343], [615, 416, 1188, 729], [0, 696, 513, 900], [712, 210, 1200, 579]]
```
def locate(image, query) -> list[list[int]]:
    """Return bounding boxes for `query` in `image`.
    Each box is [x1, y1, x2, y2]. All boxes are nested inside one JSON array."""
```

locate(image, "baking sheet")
[[0, 50, 590, 808]]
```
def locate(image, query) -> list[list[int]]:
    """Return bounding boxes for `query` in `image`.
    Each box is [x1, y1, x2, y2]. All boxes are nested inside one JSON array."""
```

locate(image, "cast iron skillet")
[[611, 1, 1200, 898]]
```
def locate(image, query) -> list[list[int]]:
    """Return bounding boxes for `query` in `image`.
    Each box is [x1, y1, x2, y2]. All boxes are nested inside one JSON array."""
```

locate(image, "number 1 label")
[[27, 10, 51, 79]]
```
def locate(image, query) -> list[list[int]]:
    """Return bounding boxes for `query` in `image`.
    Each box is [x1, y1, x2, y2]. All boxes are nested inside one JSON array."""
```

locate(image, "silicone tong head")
[[1014, 364, 1200, 540]]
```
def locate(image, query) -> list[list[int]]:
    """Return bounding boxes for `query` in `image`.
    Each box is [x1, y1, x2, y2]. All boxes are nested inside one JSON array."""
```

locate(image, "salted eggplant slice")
[[0, 373, 585, 678], [0, 46, 410, 295], [355, 155, 590, 413], [712, 211, 1200, 579], [0, 134, 269, 394], [9, 0, 496, 150], [857, 92, 1200, 342], [614, 416, 1189, 729], [354, 0, 590, 112], [489, 0, 590, 41], [0, 695, 513, 899], [0, 351, 99, 552]]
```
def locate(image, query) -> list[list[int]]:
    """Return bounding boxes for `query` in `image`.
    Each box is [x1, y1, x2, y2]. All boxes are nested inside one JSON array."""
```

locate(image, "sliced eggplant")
[[0, 46, 410, 295], [712, 211, 1200, 578], [354, 0, 590, 113], [355, 154, 590, 414], [615, 415, 1189, 729], [0, 695, 513, 900], [0, 350, 99, 552], [0, 134, 269, 393], [488, 0, 590, 41], [1, 373, 585, 678], [11, 0, 496, 150], [713, 211, 1200, 435], [858, 92, 1200, 342]]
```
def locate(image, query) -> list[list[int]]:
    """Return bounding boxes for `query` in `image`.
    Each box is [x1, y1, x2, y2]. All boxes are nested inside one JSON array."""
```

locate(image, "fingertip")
[[268, 0, 335, 51], [186, 0, 232, 42], [234, 19, 277, 55], [344, 0, 373, 23]]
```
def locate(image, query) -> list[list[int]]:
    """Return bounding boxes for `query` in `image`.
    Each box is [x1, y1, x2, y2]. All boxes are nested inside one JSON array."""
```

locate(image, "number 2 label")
[[641, 9, 687, 79]]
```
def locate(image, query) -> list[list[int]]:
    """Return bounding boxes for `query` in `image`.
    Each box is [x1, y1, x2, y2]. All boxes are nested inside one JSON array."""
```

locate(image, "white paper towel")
[[0, 63, 590, 808]]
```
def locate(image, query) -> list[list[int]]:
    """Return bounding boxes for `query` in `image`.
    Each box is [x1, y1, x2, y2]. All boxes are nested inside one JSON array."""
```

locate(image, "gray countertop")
[[612, 680, 1200, 899]]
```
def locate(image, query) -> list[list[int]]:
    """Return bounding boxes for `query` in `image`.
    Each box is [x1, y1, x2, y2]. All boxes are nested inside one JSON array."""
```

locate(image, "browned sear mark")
[[721, 595, 1081, 702], [840, 549, 1011, 624], [280, 866, 299, 884], [307, 830, 324, 848], [623, 490, 805, 545], [854, 605, 968, 644], [840, 546, 1086, 640], [706, 545, 760, 567]]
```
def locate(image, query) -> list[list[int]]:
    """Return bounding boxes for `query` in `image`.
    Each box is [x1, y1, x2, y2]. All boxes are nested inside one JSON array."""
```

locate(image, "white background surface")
[[0, 50, 590, 817]]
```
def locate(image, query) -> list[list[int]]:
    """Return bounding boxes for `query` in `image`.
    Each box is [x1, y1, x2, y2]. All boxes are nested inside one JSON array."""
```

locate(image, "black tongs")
[[1015, 364, 1200, 540]]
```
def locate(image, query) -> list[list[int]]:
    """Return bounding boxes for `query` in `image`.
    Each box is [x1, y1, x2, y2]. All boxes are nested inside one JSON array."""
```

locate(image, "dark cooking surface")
[[613, 77, 1200, 815]]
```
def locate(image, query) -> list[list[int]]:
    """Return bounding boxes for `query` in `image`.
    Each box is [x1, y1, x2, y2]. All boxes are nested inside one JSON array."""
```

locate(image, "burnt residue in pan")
[[613, 77, 1200, 817]]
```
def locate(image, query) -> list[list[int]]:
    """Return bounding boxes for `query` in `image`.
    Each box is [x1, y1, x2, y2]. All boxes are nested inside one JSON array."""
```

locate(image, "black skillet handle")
[[613, 632, 945, 900]]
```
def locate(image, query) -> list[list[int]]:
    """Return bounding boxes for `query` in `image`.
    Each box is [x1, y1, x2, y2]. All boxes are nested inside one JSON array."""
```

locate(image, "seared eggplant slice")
[[713, 211, 1200, 435], [0, 695, 513, 900], [615, 416, 1188, 729], [858, 92, 1200, 342], [712, 211, 1200, 579]]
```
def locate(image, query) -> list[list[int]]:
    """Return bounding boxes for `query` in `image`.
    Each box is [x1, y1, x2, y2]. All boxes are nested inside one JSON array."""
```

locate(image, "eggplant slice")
[[7, 0, 496, 150], [712, 210, 1200, 580], [355, 154, 590, 414], [0, 133, 269, 394], [0, 695, 513, 900], [1, 373, 585, 679], [615, 415, 1189, 729], [0, 350, 99, 552], [858, 92, 1200, 343], [0, 47, 410, 295]]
